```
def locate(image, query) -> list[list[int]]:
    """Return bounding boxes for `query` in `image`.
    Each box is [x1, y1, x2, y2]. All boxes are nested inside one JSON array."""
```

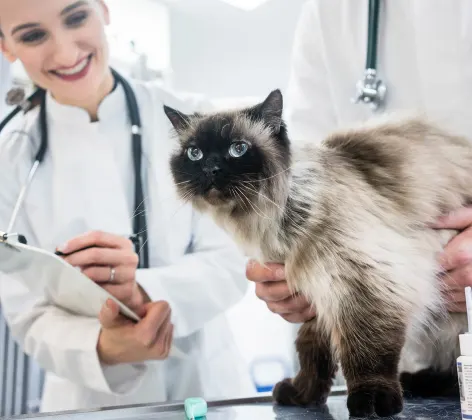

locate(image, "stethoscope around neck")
[[352, 0, 386, 110], [0, 68, 150, 269]]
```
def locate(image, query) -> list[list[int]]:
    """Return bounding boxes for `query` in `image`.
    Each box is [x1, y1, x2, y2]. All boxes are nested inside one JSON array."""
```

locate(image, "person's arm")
[[135, 211, 249, 338], [0, 130, 150, 396]]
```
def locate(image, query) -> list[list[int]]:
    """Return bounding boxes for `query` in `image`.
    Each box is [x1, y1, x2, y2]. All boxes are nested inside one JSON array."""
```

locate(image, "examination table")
[[4, 386, 461, 420]]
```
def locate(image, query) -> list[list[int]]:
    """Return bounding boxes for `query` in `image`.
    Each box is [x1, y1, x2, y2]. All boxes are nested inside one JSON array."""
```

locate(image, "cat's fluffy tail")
[[400, 368, 459, 398]]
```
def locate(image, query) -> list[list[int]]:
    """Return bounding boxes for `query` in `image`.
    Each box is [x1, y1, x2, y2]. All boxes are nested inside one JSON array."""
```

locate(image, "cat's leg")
[[273, 317, 337, 406], [334, 301, 406, 417]]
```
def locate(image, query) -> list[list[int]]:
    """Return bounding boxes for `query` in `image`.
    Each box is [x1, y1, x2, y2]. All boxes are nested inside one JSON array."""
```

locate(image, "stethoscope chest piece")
[[352, 68, 387, 110], [352, 0, 386, 111]]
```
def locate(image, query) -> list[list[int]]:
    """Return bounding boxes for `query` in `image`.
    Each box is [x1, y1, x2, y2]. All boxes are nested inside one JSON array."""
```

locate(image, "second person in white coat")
[[0, 0, 255, 413]]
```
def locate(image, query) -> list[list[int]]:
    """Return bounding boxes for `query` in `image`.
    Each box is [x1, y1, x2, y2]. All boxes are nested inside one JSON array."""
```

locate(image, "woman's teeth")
[[55, 56, 90, 76]]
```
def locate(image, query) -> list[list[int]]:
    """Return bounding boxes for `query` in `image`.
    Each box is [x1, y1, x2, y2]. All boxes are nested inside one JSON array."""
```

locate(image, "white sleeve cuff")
[[21, 308, 148, 396], [80, 320, 148, 395]]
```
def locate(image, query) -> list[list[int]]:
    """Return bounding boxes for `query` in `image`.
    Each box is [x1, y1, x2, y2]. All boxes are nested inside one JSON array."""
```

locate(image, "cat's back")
[[314, 116, 472, 223]]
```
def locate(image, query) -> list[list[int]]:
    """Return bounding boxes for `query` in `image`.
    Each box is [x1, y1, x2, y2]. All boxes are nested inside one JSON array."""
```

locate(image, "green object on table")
[[184, 397, 207, 419]]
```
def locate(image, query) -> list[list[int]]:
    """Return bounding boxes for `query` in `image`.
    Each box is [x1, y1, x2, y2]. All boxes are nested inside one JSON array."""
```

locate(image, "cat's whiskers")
[[174, 170, 195, 177], [240, 166, 292, 184], [130, 196, 150, 220], [231, 186, 250, 213], [234, 185, 272, 221], [174, 180, 192, 186], [239, 183, 305, 234], [170, 189, 197, 219]]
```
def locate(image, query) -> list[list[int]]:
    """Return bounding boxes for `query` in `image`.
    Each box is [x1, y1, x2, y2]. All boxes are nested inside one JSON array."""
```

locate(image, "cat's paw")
[[347, 384, 403, 418], [273, 378, 331, 407], [374, 387, 403, 417], [273, 378, 301, 406]]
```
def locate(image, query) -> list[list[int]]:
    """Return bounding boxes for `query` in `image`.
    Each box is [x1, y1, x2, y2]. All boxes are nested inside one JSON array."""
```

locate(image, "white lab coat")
[[0, 79, 256, 412], [286, 0, 472, 144]]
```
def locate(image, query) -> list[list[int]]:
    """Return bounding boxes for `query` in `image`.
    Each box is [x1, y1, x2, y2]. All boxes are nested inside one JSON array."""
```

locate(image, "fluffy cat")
[[163, 90, 469, 417]]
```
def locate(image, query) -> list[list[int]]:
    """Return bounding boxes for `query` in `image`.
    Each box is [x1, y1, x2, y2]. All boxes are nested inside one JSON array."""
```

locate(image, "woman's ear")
[[0, 39, 17, 63]]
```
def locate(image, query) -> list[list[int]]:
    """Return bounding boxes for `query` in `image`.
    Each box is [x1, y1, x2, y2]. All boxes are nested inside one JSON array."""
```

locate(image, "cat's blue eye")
[[229, 141, 249, 158], [187, 146, 203, 161]]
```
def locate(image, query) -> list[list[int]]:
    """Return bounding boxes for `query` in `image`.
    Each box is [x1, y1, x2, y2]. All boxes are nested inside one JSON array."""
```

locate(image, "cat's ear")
[[257, 89, 284, 134], [163, 105, 191, 132]]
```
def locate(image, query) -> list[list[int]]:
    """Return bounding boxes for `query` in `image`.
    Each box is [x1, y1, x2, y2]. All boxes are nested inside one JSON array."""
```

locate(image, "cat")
[[163, 89, 469, 417]]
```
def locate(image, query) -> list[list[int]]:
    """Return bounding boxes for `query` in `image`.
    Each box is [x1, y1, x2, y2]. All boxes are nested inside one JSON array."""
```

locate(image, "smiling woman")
[[0, 0, 114, 120], [0, 0, 255, 415]]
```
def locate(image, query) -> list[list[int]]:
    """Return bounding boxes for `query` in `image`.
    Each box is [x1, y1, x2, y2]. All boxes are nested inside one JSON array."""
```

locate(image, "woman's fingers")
[[81, 265, 135, 284], [266, 294, 312, 315], [58, 230, 134, 254], [255, 281, 292, 302], [64, 247, 139, 269], [161, 323, 174, 358], [135, 301, 172, 347], [100, 283, 141, 307], [246, 260, 285, 283], [99, 299, 129, 329]]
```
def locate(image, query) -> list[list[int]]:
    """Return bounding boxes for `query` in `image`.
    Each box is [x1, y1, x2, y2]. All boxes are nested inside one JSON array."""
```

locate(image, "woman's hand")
[[57, 231, 148, 316], [433, 207, 472, 312], [246, 260, 315, 323], [97, 299, 173, 365]]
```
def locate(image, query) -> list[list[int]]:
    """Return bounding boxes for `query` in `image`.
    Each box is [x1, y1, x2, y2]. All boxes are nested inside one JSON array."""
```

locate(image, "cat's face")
[[164, 90, 291, 213]]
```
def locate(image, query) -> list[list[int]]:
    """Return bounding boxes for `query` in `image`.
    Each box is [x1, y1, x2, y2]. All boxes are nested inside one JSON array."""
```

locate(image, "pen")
[[55, 234, 140, 257]]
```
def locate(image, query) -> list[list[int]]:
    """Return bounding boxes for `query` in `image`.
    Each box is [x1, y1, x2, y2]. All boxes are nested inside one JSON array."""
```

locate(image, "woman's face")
[[0, 0, 111, 104]]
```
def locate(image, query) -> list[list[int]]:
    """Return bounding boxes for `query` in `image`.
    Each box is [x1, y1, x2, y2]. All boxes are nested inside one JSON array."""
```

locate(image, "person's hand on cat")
[[246, 260, 316, 323], [433, 206, 472, 312], [57, 231, 149, 317], [97, 298, 174, 365]]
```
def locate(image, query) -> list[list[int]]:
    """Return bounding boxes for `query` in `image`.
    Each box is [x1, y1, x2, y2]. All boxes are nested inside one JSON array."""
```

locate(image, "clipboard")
[[0, 231, 185, 359]]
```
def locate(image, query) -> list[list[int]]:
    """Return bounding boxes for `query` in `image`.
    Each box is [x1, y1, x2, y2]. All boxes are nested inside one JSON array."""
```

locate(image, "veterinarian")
[[0, 0, 255, 413], [247, 0, 472, 327]]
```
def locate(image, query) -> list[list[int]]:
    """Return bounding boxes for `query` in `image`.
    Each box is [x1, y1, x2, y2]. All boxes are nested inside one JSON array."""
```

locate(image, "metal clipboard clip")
[[0, 231, 28, 251]]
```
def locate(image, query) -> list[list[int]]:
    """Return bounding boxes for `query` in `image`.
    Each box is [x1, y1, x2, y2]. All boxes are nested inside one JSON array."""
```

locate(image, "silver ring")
[[109, 267, 116, 283]]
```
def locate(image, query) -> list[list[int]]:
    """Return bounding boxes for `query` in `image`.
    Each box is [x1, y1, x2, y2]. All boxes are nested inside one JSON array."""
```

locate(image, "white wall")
[[168, 0, 306, 98]]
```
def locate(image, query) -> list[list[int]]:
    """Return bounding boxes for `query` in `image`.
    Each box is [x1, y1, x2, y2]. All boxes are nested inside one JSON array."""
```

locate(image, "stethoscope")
[[0, 68, 149, 269], [352, 0, 386, 110]]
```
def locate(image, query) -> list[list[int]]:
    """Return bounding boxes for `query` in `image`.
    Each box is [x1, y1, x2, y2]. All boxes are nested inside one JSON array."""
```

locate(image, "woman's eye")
[[65, 11, 89, 28], [187, 146, 203, 161], [20, 30, 47, 44], [229, 141, 249, 158]]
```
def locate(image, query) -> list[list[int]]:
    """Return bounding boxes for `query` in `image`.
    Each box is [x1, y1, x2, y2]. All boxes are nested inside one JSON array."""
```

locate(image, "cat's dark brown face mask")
[[164, 90, 291, 210]]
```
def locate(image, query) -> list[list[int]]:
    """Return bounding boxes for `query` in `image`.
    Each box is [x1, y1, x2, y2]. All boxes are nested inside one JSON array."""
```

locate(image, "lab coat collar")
[[45, 80, 126, 125]]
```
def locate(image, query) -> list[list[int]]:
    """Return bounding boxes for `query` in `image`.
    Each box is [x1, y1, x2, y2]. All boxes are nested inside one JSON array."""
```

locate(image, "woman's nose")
[[49, 36, 81, 68]]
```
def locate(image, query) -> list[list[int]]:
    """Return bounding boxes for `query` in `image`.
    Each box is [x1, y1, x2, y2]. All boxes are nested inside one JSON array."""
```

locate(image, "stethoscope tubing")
[[0, 69, 150, 268]]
